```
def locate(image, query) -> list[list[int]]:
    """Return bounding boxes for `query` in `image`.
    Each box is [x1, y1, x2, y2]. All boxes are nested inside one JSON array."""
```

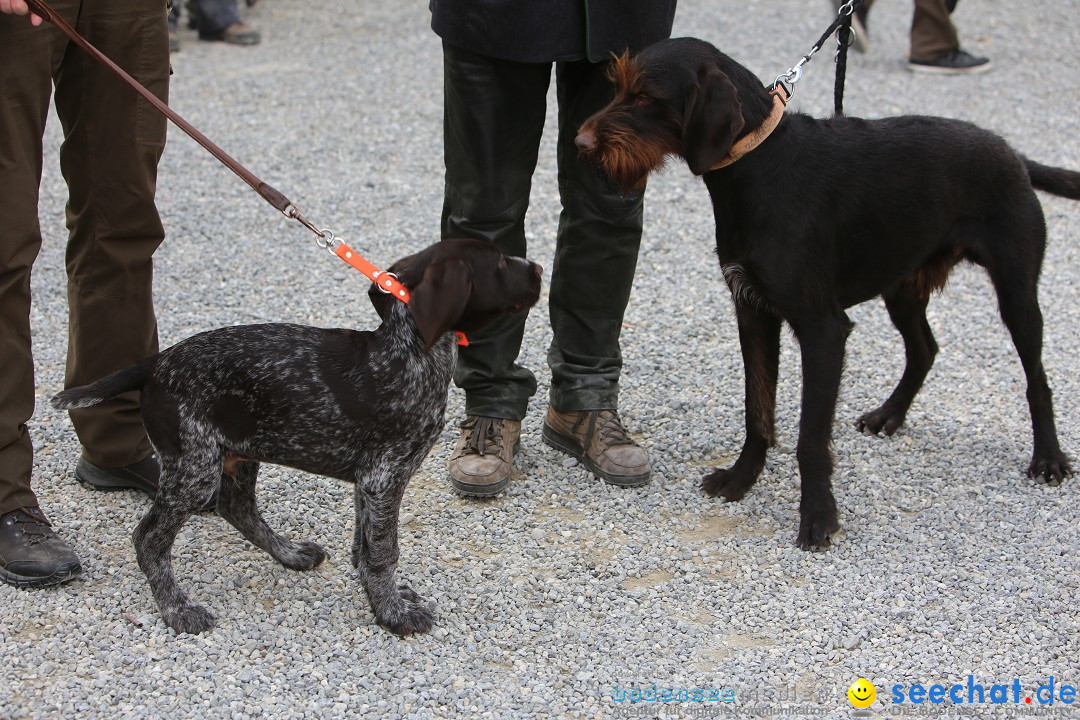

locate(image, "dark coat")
[[430, 0, 677, 64]]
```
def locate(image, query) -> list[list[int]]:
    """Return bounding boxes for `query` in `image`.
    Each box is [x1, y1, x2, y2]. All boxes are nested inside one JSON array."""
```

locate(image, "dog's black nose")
[[575, 131, 596, 152]]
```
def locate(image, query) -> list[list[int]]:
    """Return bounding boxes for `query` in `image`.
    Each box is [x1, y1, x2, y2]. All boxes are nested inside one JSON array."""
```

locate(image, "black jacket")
[[430, 0, 677, 64]]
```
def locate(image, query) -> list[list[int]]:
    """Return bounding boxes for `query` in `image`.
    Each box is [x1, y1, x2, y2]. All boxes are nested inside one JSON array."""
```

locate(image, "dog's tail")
[[1025, 158, 1080, 200], [50, 357, 155, 410]]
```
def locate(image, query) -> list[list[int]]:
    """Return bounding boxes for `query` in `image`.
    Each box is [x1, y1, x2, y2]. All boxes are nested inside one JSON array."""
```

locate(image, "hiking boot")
[[0, 507, 82, 588], [76, 453, 217, 512], [908, 49, 991, 75], [542, 407, 651, 487], [449, 416, 520, 497]]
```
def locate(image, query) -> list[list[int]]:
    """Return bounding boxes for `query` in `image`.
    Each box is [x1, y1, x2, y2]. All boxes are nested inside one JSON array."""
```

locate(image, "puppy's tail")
[[50, 357, 155, 410], [1025, 158, 1080, 200]]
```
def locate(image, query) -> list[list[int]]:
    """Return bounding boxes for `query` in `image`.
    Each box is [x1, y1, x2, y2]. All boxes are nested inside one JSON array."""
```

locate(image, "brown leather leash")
[[23, 0, 411, 304]]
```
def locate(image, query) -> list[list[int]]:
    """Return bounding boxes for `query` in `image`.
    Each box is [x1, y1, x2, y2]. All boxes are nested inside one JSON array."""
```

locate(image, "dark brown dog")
[[577, 37, 1077, 549]]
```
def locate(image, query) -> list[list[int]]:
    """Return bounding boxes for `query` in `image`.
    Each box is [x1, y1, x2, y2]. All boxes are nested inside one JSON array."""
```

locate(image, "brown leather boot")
[[448, 416, 521, 496], [542, 407, 651, 487]]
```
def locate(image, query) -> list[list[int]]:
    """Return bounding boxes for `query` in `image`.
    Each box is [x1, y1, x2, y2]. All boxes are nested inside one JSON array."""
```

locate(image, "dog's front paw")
[[375, 584, 436, 636], [702, 466, 756, 501], [1027, 452, 1073, 487], [855, 406, 905, 436], [278, 541, 327, 571], [796, 509, 841, 550], [162, 602, 216, 634]]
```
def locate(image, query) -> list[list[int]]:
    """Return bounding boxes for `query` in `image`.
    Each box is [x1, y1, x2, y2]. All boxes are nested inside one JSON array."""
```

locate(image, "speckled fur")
[[52, 239, 542, 636]]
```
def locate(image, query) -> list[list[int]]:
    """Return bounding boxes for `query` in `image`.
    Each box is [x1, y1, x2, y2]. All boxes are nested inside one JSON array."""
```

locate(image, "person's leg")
[[548, 58, 645, 414], [908, 0, 989, 73], [189, 0, 238, 32], [53, 0, 169, 471], [442, 42, 552, 422], [910, 0, 958, 60], [189, 0, 258, 44], [441, 42, 551, 495], [0, 6, 66, 517], [0, 1, 83, 588], [541, 57, 651, 486]]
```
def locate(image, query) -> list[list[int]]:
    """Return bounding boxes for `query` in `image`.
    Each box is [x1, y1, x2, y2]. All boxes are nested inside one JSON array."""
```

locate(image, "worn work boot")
[[542, 407, 651, 487], [0, 507, 83, 588], [448, 416, 521, 497]]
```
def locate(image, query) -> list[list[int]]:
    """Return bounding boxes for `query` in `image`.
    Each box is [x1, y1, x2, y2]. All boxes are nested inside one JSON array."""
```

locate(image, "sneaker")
[[0, 507, 82, 588], [542, 407, 651, 487], [199, 22, 261, 46], [448, 416, 520, 497], [908, 49, 991, 75], [76, 453, 217, 512]]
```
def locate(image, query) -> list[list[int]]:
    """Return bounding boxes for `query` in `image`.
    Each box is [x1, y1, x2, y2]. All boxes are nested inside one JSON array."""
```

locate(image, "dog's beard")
[[585, 135, 666, 193]]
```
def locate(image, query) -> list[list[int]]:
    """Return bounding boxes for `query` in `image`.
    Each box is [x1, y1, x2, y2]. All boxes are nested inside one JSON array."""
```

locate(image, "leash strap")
[[330, 238, 411, 302], [773, 0, 862, 115], [23, 0, 293, 214], [22, 0, 415, 304]]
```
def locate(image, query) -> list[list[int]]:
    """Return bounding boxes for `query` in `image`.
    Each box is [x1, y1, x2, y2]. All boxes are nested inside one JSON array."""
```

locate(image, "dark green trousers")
[[0, 0, 169, 515], [441, 42, 645, 421]]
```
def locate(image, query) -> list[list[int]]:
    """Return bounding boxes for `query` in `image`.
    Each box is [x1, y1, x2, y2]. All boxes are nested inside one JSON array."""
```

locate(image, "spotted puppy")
[[53, 238, 542, 635]]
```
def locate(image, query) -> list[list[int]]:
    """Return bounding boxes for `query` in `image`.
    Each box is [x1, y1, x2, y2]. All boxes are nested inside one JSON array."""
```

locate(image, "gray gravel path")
[[3, 1, 1079, 718]]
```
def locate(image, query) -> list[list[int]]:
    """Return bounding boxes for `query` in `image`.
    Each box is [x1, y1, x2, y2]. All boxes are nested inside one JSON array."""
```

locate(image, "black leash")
[[773, 0, 863, 116]]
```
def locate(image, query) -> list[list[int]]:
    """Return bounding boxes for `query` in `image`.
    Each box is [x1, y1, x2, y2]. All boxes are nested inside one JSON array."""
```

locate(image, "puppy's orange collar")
[[331, 240, 411, 303], [708, 85, 789, 171], [331, 239, 470, 346]]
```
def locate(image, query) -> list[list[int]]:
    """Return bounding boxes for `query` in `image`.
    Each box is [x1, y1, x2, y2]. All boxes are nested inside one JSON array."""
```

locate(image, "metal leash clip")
[[774, 53, 812, 98], [834, 0, 858, 60], [315, 228, 341, 254]]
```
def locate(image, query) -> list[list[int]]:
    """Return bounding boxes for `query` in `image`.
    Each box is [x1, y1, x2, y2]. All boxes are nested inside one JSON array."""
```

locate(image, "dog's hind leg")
[[857, 284, 937, 436], [790, 311, 851, 549], [981, 222, 1072, 484], [217, 461, 327, 570], [703, 306, 781, 501], [132, 456, 219, 634], [352, 475, 434, 635]]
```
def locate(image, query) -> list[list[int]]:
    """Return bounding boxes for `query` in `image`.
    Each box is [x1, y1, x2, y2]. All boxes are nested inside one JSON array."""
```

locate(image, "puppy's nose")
[[575, 131, 596, 152]]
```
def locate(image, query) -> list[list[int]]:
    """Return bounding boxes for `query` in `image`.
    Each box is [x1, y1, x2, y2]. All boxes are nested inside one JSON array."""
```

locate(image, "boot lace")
[[460, 416, 505, 456], [13, 507, 55, 545], [580, 410, 635, 447]]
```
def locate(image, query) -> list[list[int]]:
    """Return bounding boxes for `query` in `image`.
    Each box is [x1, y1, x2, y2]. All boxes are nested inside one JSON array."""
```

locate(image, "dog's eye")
[[632, 94, 652, 107]]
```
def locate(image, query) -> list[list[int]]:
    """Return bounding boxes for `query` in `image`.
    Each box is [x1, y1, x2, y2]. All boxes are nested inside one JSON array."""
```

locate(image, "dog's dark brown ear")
[[407, 258, 472, 352], [681, 66, 745, 175]]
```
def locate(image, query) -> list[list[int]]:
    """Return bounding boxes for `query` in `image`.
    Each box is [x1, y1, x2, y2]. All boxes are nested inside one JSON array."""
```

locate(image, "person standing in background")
[[837, 0, 990, 74]]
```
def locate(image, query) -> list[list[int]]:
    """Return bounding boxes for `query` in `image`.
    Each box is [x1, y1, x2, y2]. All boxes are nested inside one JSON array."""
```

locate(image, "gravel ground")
[[3, 1, 1079, 718]]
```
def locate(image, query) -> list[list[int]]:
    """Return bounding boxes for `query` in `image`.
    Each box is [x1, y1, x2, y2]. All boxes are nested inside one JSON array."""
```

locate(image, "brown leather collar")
[[708, 85, 789, 171]]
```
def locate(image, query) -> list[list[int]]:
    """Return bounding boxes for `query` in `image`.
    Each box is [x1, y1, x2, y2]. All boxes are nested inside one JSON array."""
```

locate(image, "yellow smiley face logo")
[[848, 678, 876, 709]]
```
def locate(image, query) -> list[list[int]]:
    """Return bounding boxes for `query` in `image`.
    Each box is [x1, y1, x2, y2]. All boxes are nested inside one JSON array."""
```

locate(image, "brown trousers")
[[862, 0, 960, 60], [910, 0, 959, 59], [0, 0, 169, 515]]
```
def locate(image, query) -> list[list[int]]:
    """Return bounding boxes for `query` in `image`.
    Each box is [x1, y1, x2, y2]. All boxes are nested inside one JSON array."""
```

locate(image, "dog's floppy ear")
[[681, 66, 745, 175], [407, 258, 472, 352]]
